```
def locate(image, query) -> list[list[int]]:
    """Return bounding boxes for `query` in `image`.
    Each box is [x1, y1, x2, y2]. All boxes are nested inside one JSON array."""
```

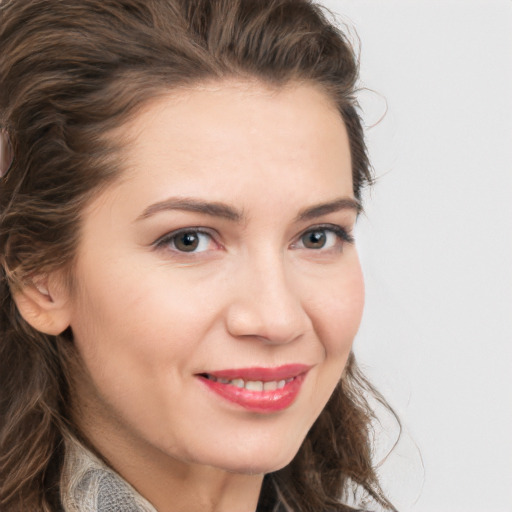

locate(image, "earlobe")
[[13, 274, 72, 336]]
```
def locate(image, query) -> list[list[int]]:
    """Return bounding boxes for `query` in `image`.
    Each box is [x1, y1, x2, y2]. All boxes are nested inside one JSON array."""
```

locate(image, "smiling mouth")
[[200, 374, 295, 392], [196, 364, 310, 413]]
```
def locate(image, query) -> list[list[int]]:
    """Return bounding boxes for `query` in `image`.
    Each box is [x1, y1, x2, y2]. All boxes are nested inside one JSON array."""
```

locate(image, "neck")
[[68, 420, 263, 512], [109, 441, 263, 512]]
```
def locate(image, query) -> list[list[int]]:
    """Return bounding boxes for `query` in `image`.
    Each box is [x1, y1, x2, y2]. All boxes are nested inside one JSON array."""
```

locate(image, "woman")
[[0, 0, 397, 511]]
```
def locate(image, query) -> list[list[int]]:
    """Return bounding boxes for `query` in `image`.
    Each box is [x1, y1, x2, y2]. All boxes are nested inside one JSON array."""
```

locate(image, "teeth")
[[232, 378, 245, 388], [245, 380, 264, 392], [263, 381, 278, 391], [205, 374, 294, 391]]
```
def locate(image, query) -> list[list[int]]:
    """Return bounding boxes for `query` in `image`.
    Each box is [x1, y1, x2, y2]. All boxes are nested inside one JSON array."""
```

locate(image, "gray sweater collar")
[[60, 436, 157, 512]]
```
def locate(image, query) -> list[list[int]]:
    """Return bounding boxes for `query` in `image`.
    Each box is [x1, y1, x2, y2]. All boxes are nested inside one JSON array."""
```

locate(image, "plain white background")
[[320, 1, 512, 511]]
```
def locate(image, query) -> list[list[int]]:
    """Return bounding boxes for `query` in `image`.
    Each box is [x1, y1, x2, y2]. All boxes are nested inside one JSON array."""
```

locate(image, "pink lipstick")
[[197, 364, 310, 413]]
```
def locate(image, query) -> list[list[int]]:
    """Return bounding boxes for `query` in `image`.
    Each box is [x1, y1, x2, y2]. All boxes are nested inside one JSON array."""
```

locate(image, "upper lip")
[[198, 364, 312, 381]]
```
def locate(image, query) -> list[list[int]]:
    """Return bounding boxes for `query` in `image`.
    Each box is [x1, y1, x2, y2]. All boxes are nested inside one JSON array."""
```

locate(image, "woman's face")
[[66, 81, 364, 475]]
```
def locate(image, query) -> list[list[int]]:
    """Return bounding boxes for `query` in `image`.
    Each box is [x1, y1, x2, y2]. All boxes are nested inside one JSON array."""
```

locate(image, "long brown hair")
[[0, 1, 397, 510]]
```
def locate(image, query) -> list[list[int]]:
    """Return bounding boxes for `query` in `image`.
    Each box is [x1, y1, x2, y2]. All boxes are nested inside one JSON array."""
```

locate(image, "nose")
[[225, 252, 311, 345]]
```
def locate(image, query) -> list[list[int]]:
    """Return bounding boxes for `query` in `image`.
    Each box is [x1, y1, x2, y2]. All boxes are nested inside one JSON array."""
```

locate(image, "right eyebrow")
[[135, 197, 244, 223]]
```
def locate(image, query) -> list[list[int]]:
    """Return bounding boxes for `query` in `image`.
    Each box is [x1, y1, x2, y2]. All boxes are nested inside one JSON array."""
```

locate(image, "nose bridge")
[[226, 246, 309, 344]]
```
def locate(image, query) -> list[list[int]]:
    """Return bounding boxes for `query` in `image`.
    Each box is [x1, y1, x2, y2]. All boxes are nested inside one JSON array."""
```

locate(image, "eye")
[[155, 229, 217, 253], [295, 225, 354, 251], [301, 229, 331, 249]]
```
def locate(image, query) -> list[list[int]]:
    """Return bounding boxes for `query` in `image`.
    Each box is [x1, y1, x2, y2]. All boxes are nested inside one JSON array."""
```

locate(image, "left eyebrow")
[[295, 197, 362, 222]]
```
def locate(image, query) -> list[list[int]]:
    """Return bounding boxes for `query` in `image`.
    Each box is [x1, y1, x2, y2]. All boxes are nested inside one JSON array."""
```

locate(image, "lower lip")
[[198, 374, 307, 413]]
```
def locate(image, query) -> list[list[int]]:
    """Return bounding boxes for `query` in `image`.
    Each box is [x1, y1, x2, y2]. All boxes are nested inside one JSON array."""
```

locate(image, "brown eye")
[[169, 231, 217, 253], [301, 230, 327, 249], [174, 232, 199, 252], [155, 229, 217, 254]]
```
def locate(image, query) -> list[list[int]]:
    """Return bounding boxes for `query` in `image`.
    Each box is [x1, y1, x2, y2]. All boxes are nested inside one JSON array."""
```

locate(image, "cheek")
[[68, 263, 221, 409], [72, 260, 202, 345], [311, 257, 365, 357]]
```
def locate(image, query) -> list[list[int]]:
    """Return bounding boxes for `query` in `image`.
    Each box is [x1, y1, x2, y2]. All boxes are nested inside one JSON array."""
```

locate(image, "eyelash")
[[296, 224, 355, 250], [153, 224, 354, 254], [154, 227, 218, 253]]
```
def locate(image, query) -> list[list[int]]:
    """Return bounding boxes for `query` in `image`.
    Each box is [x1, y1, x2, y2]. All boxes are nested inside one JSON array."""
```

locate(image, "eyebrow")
[[136, 197, 243, 222], [136, 196, 361, 223], [295, 197, 362, 221]]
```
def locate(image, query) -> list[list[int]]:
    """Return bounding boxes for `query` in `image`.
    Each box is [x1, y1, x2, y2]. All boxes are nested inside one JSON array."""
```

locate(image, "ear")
[[13, 273, 72, 336]]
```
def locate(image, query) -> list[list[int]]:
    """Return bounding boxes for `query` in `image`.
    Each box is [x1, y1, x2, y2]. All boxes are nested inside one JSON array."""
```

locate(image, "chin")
[[230, 456, 295, 475], [195, 441, 301, 476]]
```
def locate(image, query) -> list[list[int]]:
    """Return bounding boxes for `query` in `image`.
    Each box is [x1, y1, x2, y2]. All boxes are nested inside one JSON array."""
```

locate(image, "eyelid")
[[151, 223, 353, 254], [292, 223, 355, 248], [153, 227, 220, 252]]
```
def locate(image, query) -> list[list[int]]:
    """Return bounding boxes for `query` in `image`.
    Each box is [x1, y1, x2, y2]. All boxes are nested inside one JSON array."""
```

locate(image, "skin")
[[56, 81, 365, 512]]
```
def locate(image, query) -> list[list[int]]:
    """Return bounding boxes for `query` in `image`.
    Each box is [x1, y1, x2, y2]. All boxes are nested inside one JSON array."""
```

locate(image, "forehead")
[[96, 80, 353, 218]]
